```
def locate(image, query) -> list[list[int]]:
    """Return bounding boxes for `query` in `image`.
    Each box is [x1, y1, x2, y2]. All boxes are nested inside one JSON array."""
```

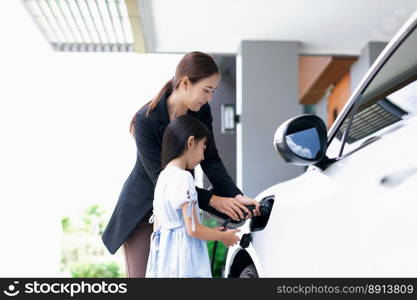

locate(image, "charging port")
[[249, 195, 274, 232]]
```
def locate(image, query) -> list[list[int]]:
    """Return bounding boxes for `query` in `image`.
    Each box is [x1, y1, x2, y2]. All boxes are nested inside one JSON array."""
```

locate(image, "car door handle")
[[380, 166, 417, 188]]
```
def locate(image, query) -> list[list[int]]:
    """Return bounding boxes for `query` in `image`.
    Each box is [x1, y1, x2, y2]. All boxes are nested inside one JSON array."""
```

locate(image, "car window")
[[326, 23, 417, 159], [339, 78, 417, 156]]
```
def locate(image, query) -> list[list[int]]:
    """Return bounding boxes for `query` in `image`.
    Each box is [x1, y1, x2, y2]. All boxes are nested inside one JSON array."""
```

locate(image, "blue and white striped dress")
[[145, 165, 212, 278]]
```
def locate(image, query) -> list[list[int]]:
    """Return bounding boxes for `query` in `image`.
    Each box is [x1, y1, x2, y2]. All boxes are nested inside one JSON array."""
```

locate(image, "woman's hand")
[[209, 195, 250, 221], [235, 194, 261, 218]]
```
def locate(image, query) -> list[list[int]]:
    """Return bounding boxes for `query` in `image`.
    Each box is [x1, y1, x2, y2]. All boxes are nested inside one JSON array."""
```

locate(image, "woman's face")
[[186, 137, 207, 169], [183, 73, 220, 111]]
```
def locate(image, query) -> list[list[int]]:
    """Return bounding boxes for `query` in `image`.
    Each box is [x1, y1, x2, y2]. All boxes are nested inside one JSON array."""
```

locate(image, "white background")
[[0, 1, 181, 276]]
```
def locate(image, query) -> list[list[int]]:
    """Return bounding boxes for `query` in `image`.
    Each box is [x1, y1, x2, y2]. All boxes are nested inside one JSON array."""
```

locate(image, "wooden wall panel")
[[299, 56, 356, 105]]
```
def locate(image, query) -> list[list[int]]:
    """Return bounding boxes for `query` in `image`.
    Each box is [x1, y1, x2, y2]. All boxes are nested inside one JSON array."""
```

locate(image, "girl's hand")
[[221, 229, 240, 247], [235, 195, 261, 218], [209, 195, 250, 221]]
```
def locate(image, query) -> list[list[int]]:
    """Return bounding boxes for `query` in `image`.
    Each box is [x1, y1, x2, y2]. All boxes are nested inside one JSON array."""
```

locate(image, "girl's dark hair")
[[129, 51, 219, 136], [161, 114, 210, 169]]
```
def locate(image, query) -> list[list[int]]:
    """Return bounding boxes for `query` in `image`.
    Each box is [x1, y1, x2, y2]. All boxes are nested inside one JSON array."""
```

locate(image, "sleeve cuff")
[[195, 187, 213, 211]]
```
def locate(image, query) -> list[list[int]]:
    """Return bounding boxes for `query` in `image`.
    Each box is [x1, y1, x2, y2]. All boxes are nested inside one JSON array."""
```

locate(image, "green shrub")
[[61, 204, 125, 278], [70, 262, 123, 278]]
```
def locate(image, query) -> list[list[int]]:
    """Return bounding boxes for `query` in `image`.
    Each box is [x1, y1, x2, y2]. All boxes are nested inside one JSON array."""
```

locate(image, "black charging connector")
[[210, 205, 256, 274], [239, 233, 252, 248], [210, 199, 274, 274]]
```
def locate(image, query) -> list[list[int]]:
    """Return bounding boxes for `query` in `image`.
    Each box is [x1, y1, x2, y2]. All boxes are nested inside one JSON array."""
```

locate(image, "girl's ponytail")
[[129, 78, 174, 136]]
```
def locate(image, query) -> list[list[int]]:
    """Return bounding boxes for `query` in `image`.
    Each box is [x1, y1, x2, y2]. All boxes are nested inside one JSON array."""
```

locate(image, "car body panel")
[[247, 115, 417, 276]]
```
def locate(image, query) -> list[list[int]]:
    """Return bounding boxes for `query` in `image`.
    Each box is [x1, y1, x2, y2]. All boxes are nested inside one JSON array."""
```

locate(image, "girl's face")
[[186, 137, 207, 169], [182, 74, 220, 111]]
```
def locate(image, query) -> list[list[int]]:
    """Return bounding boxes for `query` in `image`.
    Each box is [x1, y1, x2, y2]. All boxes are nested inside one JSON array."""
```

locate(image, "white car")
[[225, 10, 417, 277]]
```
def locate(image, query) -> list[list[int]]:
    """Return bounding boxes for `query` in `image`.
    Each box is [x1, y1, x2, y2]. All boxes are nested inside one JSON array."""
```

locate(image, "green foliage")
[[203, 217, 228, 278], [61, 217, 71, 233], [70, 262, 123, 278], [61, 204, 125, 278]]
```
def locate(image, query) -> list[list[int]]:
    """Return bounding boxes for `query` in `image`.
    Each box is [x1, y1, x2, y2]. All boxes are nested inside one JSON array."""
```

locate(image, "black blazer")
[[102, 91, 242, 254]]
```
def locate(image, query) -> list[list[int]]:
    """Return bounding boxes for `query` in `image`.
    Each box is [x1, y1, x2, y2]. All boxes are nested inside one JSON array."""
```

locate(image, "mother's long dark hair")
[[129, 51, 219, 136], [161, 114, 210, 169]]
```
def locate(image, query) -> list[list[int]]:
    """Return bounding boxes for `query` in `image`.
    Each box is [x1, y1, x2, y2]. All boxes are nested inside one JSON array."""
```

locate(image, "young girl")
[[145, 115, 241, 278]]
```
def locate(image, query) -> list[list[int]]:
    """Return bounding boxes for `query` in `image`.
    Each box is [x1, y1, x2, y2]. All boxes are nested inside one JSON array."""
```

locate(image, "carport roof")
[[146, 0, 417, 55], [21, 0, 417, 55]]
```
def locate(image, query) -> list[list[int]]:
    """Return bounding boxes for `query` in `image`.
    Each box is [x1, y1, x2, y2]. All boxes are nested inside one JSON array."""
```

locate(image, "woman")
[[102, 51, 260, 278]]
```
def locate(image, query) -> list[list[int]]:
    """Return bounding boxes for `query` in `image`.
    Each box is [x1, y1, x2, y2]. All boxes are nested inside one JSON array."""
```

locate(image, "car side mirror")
[[273, 114, 327, 166]]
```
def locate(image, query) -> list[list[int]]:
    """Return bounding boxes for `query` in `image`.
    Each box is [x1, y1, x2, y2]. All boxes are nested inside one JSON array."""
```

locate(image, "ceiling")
[[141, 0, 417, 55]]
